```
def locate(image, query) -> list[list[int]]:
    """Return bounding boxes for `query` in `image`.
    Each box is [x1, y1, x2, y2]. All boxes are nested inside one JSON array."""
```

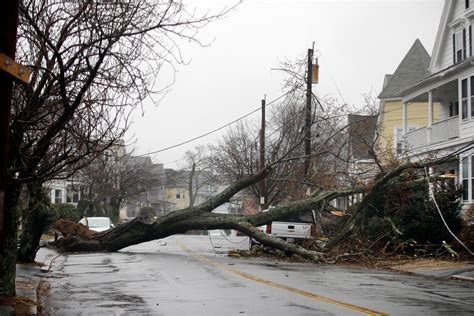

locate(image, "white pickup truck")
[[262, 221, 312, 240], [251, 209, 314, 246]]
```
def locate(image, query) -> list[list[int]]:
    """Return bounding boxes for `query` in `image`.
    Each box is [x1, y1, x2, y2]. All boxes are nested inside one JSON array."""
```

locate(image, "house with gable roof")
[[399, 0, 474, 206], [376, 39, 441, 155]]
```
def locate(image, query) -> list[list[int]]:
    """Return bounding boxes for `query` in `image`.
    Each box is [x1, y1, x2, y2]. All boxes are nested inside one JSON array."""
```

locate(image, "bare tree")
[[1, 0, 236, 296], [78, 149, 163, 221], [179, 146, 217, 208]]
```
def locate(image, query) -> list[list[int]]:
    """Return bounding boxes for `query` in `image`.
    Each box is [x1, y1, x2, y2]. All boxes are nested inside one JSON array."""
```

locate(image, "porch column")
[[402, 101, 408, 134], [427, 90, 433, 144], [427, 90, 433, 125]]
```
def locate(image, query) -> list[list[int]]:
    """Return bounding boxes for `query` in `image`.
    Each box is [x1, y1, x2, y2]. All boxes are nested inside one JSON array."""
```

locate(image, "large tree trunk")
[[53, 157, 455, 262], [17, 182, 53, 263], [0, 180, 22, 297]]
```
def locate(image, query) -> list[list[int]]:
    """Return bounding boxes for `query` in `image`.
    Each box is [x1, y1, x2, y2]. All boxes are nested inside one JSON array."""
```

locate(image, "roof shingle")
[[378, 39, 431, 99]]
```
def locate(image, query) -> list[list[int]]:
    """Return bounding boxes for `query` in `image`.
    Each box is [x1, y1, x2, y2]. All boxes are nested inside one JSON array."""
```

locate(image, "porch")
[[401, 59, 474, 154], [405, 115, 459, 149]]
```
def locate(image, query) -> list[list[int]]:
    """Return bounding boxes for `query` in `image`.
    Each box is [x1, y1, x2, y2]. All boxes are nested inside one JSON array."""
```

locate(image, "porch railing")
[[405, 127, 427, 148], [431, 115, 459, 142], [405, 116, 459, 149]]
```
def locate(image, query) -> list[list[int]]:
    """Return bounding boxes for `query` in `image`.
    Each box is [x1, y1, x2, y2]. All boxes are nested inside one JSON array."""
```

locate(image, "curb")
[[39, 253, 60, 273], [450, 274, 474, 282]]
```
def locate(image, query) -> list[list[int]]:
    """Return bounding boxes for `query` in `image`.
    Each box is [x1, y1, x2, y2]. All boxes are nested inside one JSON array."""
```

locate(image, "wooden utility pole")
[[0, 0, 20, 245], [304, 46, 314, 178], [0, 0, 21, 297], [259, 98, 267, 209]]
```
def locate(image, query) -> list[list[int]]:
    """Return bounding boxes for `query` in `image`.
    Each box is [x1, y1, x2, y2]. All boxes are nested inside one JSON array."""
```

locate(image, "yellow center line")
[[177, 239, 389, 316]]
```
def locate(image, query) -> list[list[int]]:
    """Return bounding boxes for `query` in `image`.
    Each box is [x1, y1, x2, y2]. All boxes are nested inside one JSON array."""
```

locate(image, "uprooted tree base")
[[52, 157, 462, 263]]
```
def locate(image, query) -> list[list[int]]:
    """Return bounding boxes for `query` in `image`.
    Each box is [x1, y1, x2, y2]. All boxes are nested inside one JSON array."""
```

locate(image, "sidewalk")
[[0, 247, 59, 316], [389, 259, 474, 282]]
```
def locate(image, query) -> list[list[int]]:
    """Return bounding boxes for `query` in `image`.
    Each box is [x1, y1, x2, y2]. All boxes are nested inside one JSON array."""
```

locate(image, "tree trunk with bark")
[[0, 180, 22, 296], [52, 157, 456, 263], [17, 182, 54, 263]]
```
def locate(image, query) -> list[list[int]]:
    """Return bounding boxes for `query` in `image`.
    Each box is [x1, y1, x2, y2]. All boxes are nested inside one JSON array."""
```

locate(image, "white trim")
[[402, 66, 474, 103], [465, 8, 474, 20], [406, 135, 474, 158], [379, 97, 402, 102], [430, 0, 454, 73], [449, 18, 465, 31]]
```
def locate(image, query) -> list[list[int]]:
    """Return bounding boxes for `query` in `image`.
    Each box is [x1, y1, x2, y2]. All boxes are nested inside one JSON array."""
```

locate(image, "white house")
[[401, 0, 474, 205]]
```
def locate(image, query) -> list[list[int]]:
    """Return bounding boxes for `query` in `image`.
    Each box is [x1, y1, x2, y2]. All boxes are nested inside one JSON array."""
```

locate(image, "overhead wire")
[[318, 52, 347, 105], [424, 166, 474, 256], [136, 90, 292, 157]]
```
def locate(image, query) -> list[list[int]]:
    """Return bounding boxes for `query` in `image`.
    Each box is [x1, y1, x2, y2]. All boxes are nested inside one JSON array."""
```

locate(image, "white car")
[[79, 217, 113, 232]]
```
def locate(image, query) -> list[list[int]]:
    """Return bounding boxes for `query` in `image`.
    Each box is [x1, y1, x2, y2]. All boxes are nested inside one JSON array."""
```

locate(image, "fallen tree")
[[53, 156, 458, 262]]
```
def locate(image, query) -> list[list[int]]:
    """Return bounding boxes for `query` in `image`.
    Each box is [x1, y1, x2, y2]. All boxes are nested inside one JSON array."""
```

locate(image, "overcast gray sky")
[[125, 0, 444, 168]]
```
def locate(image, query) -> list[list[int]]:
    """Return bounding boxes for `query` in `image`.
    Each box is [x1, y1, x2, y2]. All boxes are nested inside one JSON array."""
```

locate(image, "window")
[[394, 126, 416, 154], [462, 157, 470, 201], [471, 76, 474, 117], [395, 128, 403, 154], [453, 29, 467, 64], [176, 190, 181, 199], [467, 0, 470, 9], [54, 189, 63, 204], [462, 78, 468, 119], [472, 156, 474, 200], [460, 155, 474, 202], [449, 101, 459, 117], [66, 187, 80, 203], [470, 25, 472, 57]]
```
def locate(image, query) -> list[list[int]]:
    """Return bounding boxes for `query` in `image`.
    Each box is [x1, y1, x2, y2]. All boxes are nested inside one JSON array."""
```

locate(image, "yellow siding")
[[165, 187, 189, 209], [377, 100, 441, 153]]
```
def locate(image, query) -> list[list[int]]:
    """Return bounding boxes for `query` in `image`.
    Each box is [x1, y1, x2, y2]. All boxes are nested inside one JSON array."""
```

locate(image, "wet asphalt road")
[[41, 235, 474, 315]]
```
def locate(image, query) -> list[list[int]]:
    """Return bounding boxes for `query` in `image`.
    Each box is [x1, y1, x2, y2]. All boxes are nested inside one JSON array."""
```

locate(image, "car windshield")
[[87, 218, 110, 228]]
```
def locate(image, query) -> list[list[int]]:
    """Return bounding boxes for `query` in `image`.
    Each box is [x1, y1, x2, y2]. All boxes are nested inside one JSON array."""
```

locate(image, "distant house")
[[376, 39, 441, 155], [163, 168, 188, 210], [47, 178, 82, 206], [119, 158, 169, 220], [399, 0, 474, 207], [347, 114, 379, 181], [332, 114, 378, 210], [164, 168, 217, 210], [46, 140, 127, 207]]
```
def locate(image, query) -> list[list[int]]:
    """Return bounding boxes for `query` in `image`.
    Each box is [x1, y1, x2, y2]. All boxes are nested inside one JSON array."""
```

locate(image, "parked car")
[[79, 217, 114, 232], [250, 209, 314, 246]]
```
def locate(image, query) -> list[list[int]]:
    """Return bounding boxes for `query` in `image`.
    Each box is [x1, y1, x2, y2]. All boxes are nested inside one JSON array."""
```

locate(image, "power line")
[[137, 91, 292, 157], [319, 52, 347, 105]]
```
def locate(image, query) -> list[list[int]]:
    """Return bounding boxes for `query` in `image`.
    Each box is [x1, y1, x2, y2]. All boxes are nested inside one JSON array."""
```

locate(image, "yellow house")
[[165, 187, 189, 210], [376, 39, 441, 155]]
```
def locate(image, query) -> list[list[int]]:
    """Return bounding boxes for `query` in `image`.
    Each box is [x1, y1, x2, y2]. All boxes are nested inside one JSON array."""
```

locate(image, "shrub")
[[53, 203, 82, 222]]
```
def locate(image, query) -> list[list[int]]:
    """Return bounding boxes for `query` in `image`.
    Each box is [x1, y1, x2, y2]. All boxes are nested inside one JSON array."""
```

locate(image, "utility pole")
[[0, 0, 21, 242], [304, 45, 314, 179], [0, 0, 22, 297], [259, 97, 267, 210]]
